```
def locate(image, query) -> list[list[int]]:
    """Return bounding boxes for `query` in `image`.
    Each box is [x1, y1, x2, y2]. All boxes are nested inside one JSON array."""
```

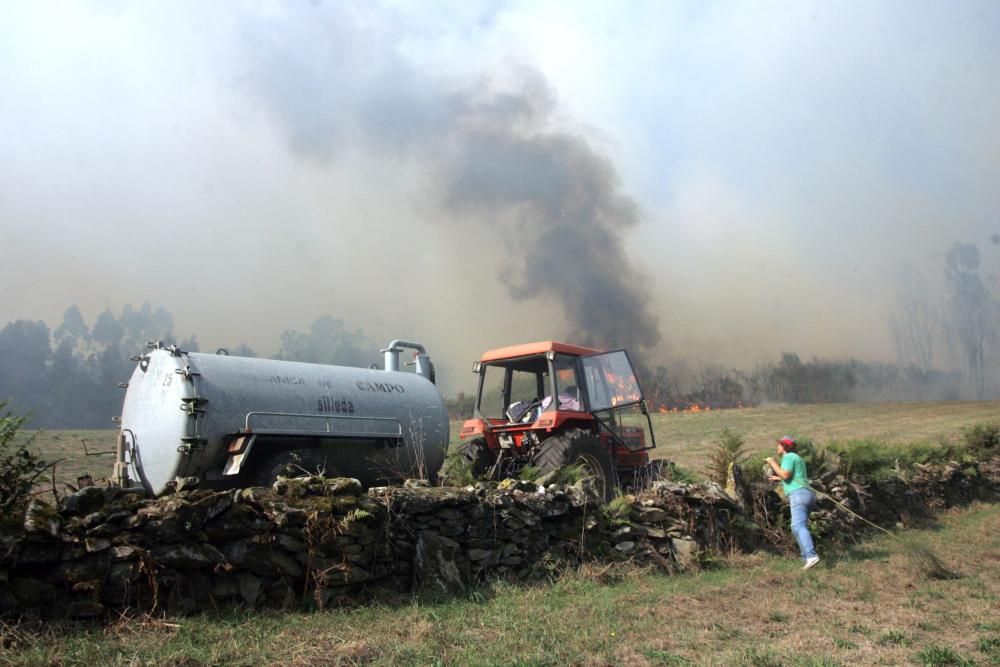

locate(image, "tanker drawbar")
[[114, 340, 448, 496]]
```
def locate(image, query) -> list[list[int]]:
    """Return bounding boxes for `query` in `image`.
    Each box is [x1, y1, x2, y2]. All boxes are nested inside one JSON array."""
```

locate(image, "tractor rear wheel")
[[439, 438, 495, 486], [533, 429, 616, 501], [250, 448, 333, 487]]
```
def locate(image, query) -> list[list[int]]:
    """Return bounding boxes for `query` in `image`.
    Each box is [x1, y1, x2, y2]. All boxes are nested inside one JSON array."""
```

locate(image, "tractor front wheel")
[[533, 429, 616, 501]]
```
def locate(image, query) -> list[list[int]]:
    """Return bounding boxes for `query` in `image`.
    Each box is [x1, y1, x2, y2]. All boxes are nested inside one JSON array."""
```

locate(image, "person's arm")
[[765, 456, 791, 481]]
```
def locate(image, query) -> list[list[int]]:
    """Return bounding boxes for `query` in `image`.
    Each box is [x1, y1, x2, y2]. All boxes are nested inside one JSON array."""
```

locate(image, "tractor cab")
[[448, 341, 663, 496]]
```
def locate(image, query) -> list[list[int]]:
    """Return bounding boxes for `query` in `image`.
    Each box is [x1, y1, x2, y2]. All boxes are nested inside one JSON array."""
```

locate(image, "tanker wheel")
[[533, 429, 616, 502], [439, 438, 495, 486], [250, 448, 334, 487]]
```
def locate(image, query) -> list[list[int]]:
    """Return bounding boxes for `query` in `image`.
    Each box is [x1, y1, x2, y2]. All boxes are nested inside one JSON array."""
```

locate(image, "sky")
[[1, 1, 999, 392]]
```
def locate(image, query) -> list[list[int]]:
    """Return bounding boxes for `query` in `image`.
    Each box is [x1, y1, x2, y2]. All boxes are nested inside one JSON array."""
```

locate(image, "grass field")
[[643, 400, 1000, 473], [9, 401, 1000, 665], [28, 400, 1000, 489], [3, 502, 997, 666]]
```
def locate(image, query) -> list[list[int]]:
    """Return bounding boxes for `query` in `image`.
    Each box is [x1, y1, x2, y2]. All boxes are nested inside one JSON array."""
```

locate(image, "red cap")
[[778, 436, 796, 448]]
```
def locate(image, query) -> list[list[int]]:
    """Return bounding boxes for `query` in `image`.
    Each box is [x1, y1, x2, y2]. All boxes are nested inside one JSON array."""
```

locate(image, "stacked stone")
[[1, 477, 392, 617], [754, 455, 1000, 540], [602, 481, 762, 569], [1, 455, 997, 619], [373, 478, 606, 595]]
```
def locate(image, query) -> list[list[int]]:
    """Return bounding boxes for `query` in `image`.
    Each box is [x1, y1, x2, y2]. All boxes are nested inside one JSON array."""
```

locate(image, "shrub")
[[0, 402, 47, 516], [706, 428, 750, 486], [439, 449, 476, 487], [824, 437, 965, 481], [518, 465, 541, 482], [742, 451, 770, 485], [825, 439, 919, 481], [963, 422, 1000, 454]]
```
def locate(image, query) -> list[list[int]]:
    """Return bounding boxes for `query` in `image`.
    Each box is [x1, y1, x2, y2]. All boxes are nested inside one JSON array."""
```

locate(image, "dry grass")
[[29, 401, 1000, 490], [450, 399, 1000, 478], [25, 428, 118, 496], [622, 503, 999, 665], [10, 402, 998, 665], [645, 400, 1000, 474]]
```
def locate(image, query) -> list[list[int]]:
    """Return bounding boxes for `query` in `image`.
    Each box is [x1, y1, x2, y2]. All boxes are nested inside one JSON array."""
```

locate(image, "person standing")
[[766, 436, 821, 570]]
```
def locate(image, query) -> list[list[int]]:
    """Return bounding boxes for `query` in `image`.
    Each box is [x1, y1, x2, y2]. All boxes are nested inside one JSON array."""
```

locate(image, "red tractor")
[[440, 341, 665, 499]]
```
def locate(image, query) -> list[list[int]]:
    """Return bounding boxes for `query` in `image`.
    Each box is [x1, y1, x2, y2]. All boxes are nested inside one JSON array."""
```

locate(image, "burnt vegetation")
[[642, 353, 964, 412]]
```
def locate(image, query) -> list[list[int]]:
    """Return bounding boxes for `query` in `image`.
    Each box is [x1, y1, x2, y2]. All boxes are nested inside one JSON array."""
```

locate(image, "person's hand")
[[767, 474, 780, 482], [765, 457, 776, 465]]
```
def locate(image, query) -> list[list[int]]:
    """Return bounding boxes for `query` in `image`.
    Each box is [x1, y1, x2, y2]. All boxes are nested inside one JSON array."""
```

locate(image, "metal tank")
[[114, 340, 448, 496]]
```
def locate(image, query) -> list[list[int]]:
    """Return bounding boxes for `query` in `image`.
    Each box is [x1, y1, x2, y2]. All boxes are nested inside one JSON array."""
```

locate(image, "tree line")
[[639, 240, 1000, 411], [0, 305, 378, 428], [2, 239, 996, 426], [639, 354, 965, 413]]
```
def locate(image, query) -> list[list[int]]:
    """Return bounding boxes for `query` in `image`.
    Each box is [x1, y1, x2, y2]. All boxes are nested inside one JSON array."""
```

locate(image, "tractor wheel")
[[534, 429, 617, 501], [250, 448, 333, 487], [439, 438, 495, 486]]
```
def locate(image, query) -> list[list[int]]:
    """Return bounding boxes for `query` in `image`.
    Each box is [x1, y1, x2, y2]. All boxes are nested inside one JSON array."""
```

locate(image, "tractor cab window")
[[479, 357, 548, 422], [509, 368, 542, 412], [479, 364, 507, 419], [581, 350, 642, 411], [550, 354, 582, 411]]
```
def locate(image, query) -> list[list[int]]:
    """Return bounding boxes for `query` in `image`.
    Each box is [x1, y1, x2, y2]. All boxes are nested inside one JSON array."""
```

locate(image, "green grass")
[[3, 502, 997, 666]]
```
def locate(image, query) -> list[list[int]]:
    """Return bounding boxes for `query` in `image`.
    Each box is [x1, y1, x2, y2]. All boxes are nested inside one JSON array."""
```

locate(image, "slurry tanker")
[[112, 340, 447, 496]]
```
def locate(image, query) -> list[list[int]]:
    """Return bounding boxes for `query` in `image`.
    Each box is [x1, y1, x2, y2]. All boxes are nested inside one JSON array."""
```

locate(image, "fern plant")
[[705, 428, 750, 486]]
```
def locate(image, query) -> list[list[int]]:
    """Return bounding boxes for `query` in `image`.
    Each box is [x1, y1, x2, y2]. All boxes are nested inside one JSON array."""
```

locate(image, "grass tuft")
[[735, 647, 784, 666], [547, 462, 589, 486], [640, 648, 692, 664], [978, 635, 1000, 664], [913, 644, 975, 666], [876, 629, 909, 646]]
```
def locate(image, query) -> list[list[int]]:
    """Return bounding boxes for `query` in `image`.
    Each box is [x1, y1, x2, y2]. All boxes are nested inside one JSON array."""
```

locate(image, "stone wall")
[[1, 457, 997, 620]]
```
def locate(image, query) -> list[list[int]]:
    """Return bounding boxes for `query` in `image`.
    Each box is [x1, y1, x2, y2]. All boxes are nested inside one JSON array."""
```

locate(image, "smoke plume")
[[244, 11, 660, 352]]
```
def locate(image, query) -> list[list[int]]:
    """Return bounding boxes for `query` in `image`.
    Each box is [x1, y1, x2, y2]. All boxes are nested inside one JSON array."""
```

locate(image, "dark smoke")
[[243, 10, 661, 353], [440, 80, 661, 351]]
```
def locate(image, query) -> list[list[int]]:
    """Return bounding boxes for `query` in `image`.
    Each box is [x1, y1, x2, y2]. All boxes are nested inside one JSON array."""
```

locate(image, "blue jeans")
[[788, 488, 818, 560]]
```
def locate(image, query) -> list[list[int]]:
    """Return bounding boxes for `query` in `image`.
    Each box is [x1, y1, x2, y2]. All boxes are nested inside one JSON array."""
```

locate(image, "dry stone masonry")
[[1, 456, 998, 619]]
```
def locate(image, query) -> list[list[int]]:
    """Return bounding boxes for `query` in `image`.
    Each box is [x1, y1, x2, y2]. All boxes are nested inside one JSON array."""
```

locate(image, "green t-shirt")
[[780, 452, 809, 493]]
